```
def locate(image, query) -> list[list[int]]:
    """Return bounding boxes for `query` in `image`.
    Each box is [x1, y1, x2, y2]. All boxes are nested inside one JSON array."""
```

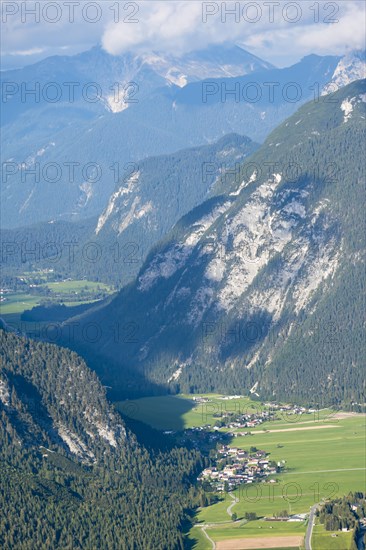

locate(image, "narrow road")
[[201, 526, 215, 550], [227, 492, 238, 517], [305, 504, 318, 550], [195, 495, 241, 550]]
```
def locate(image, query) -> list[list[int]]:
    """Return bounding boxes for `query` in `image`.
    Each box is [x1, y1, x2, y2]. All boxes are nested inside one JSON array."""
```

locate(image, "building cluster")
[[265, 402, 317, 415], [210, 403, 315, 432], [198, 446, 282, 491], [213, 409, 274, 430]]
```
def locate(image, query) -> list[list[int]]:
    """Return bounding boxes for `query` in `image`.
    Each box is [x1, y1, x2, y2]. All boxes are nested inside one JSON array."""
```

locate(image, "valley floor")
[[117, 393, 366, 550]]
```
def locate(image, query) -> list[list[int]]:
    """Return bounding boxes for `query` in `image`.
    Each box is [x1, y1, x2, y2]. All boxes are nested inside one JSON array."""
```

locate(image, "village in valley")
[[170, 396, 317, 492], [197, 445, 284, 492]]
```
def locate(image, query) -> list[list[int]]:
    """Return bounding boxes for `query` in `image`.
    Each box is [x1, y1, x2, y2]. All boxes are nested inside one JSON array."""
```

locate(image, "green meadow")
[[115, 394, 205, 431], [0, 293, 40, 314], [202, 417, 364, 548], [205, 519, 306, 540], [196, 416, 364, 521], [115, 393, 344, 432], [116, 393, 267, 431], [45, 280, 112, 293], [116, 393, 365, 549], [0, 280, 114, 316], [311, 522, 353, 549], [188, 527, 213, 550], [187, 521, 305, 550]]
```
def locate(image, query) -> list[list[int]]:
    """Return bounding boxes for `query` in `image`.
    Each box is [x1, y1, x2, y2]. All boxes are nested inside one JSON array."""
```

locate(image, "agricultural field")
[[0, 293, 40, 314], [45, 280, 112, 294], [195, 416, 364, 534], [311, 522, 353, 549], [0, 277, 114, 316], [187, 520, 306, 549], [204, 519, 306, 540], [116, 394, 265, 431], [117, 394, 365, 549]]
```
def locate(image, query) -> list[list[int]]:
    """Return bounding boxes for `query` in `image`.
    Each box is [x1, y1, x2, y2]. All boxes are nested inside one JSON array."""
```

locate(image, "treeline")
[[317, 492, 366, 550]]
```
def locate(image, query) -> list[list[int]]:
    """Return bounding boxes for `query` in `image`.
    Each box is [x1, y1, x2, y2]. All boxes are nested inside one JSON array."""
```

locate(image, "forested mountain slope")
[[0, 329, 203, 549], [2, 133, 258, 286], [64, 80, 366, 407]]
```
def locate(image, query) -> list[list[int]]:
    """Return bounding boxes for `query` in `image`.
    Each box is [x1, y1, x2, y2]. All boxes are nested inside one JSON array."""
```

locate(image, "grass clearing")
[[0, 293, 40, 314], [116, 393, 350, 433], [45, 280, 112, 293], [0, 279, 114, 316], [198, 418, 365, 523], [216, 537, 302, 549], [207, 520, 306, 541], [311, 522, 353, 549], [187, 526, 213, 549]]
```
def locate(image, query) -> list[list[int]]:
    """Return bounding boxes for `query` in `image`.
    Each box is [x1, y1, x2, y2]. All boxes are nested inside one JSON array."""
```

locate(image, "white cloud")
[[102, 2, 207, 55], [1, 0, 365, 69], [297, 4, 366, 52], [7, 48, 45, 56], [101, 1, 366, 65]]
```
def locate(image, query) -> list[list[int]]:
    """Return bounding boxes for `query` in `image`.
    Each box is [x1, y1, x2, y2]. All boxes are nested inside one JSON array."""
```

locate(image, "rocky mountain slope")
[[0, 329, 203, 548], [0, 329, 125, 462], [92, 133, 258, 283], [65, 80, 366, 406], [322, 49, 366, 95], [2, 44, 273, 125], [2, 133, 258, 285]]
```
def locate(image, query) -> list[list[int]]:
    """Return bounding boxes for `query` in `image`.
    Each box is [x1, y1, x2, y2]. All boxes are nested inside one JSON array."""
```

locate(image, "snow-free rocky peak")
[[323, 49, 366, 95]]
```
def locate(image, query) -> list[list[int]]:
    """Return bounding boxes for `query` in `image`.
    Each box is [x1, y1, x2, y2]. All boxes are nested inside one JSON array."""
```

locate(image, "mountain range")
[[2, 133, 258, 285], [61, 79, 366, 407], [2, 32, 366, 550], [2, 46, 364, 228]]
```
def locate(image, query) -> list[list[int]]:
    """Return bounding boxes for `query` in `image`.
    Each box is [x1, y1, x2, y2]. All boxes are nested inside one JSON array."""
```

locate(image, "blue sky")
[[1, 1, 365, 69]]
